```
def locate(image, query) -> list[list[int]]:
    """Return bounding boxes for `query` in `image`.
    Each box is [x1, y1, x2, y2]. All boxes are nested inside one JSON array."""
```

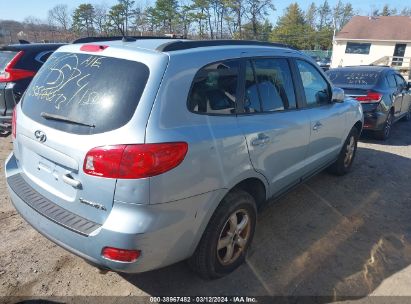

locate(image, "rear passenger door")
[[295, 59, 346, 173], [387, 73, 403, 118], [237, 57, 311, 197], [394, 74, 410, 116]]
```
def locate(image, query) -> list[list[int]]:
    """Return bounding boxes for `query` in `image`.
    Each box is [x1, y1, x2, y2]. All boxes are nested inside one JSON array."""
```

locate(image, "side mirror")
[[332, 87, 345, 103]]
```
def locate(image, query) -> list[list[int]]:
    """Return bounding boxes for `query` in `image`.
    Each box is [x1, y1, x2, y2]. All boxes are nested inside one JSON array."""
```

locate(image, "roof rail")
[[156, 40, 298, 52], [72, 36, 173, 44]]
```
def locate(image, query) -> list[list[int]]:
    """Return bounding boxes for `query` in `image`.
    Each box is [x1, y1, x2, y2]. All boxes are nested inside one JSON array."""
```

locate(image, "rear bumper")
[[5, 152, 223, 273], [363, 110, 387, 131]]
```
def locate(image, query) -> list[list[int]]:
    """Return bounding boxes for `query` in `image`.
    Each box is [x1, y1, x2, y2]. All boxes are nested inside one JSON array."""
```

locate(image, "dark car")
[[309, 55, 331, 71], [0, 43, 65, 135], [318, 57, 331, 71], [326, 66, 411, 140]]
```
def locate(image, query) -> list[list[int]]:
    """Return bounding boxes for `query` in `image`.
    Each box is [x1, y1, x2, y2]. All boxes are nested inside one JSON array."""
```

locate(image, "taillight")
[[355, 92, 382, 103], [12, 108, 17, 139], [0, 51, 36, 83], [102, 247, 140, 262], [83, 142, 188, 179]]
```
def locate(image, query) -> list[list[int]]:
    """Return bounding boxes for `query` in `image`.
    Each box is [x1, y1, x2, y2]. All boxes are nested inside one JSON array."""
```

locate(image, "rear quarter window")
[[21, 52, 149, 134]]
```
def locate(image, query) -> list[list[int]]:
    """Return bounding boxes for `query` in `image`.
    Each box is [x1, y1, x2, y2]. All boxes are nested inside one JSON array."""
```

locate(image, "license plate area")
[[21, 146, 77, 202]]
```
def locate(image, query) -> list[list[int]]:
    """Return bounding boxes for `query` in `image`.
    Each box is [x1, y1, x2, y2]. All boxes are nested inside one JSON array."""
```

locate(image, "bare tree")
[[94, 4, 109, 35], [48, 4, 71, 31]]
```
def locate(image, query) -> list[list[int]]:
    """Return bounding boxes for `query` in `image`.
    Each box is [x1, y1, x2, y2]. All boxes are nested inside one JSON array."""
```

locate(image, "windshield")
[[326, 70, 380, 87], [21, 52, 149, 134]]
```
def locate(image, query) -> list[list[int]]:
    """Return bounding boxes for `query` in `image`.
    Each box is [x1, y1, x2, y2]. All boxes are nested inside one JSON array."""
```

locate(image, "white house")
[[331, 16, 411, 74]]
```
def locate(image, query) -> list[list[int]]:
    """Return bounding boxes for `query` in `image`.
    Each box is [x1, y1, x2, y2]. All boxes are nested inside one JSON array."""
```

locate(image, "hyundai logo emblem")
[[34, 130, 47, 143]]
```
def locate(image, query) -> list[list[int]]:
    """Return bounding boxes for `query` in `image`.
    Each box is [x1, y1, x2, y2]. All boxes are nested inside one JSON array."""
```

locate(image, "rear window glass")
[[326, 70, 379, 86], [0, 51, 17, 72], [21, 52, 149, 134]]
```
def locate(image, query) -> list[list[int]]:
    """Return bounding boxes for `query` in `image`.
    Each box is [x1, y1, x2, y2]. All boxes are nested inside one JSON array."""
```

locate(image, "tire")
[[189, 189, 257, 279], [328, 127, 359, 176], [375, 111, 393, 140]]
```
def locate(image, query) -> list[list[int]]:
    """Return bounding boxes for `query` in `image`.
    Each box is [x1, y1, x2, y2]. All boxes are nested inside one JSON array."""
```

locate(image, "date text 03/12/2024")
[[149, 296, 258, 303]]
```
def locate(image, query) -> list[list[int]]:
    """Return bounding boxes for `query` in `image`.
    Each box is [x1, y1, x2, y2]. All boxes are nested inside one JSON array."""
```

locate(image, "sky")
[[0, 0, 408, 24]]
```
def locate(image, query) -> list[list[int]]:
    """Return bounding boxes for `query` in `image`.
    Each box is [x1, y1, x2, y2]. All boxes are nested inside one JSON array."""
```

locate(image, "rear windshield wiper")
[[41, 112, 95, 128]]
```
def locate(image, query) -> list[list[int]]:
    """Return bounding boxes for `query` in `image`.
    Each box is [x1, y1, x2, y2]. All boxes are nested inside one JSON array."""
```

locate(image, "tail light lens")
[[355, 92, 383, 103], [12, 107, 17, 139], [102, 247, 140, 262], [83, 142, 188, 179], [0, 51, 36, 83]]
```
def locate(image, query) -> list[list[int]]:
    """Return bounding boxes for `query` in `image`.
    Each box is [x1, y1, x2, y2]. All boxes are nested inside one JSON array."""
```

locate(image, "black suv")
[[326, 66, 411, 140], [0, 43, 65, 135]]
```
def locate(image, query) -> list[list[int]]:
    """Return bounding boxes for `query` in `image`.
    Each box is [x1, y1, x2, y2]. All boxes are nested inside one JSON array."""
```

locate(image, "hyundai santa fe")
[[5, 38, 363, 279]]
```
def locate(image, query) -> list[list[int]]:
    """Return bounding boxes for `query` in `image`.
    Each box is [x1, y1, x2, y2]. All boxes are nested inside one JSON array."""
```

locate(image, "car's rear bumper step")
[[7, 173, 101, 236]]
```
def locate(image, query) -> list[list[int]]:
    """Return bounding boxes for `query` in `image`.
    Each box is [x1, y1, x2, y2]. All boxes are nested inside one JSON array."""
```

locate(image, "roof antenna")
[[121, 34, 136, 42]]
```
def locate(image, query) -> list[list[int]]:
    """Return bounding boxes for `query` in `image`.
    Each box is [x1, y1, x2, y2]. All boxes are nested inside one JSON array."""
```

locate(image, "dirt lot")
[[1, 120, 411, 301]]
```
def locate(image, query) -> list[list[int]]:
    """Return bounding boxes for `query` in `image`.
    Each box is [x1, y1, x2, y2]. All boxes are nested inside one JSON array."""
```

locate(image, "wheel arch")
[[354, 120, 363, 134], [231, 178, 267, 210], [188, 173, 268, 256]]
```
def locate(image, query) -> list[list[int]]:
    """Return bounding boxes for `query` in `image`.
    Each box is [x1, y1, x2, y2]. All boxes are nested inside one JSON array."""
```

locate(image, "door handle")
[[251, 134, 270, 147], [313, 121, 323, 131], [62, 173, 82, 188]]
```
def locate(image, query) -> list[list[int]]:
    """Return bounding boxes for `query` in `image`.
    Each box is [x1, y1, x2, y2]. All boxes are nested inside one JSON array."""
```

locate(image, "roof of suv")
[[72, 38, 299, 54]]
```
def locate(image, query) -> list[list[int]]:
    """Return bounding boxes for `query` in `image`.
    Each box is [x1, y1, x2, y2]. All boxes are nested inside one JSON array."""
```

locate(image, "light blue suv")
[[5, 39, 363, 279]]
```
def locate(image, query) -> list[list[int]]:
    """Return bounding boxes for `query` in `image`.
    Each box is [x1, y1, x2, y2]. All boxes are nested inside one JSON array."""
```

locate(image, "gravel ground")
[[1, 120, 411, 301]]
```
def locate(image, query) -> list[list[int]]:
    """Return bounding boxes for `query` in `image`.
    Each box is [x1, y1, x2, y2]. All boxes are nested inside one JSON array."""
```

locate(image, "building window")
[[345, 42, 371, 54]]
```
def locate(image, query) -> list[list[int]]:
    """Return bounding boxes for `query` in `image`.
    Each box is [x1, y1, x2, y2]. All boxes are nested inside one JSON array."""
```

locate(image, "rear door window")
[[252, 58, 296, 111], [187, 60, 239, 115], [21, 52, 149, 134], [394, 74, 406, 90], [244, 61, 262, 113]]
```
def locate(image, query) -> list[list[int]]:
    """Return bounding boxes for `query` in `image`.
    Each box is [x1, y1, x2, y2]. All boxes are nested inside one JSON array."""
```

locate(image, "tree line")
[[1, 1, 411, 50]]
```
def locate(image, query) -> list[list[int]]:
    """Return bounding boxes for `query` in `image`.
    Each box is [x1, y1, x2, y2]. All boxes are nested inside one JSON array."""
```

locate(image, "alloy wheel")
[[344, 135, 356, 168], [217, 209, 251, 266]]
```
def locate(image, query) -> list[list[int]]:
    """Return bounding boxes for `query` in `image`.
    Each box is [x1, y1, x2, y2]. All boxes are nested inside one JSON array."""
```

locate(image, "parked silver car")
[[5, 39, 363, 279]]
